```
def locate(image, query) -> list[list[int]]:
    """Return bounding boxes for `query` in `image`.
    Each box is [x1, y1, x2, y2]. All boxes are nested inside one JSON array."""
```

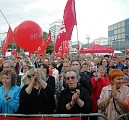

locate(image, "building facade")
[[49, 19, 62, 44], [108, 18, 129, 53], [94, 37, 108, 45]]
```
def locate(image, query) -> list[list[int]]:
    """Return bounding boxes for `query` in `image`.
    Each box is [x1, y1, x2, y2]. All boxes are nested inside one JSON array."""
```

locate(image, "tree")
[[46, 42, 54, 54]]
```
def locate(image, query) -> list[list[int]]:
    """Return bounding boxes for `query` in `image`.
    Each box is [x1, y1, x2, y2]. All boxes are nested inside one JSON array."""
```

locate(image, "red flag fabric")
[[55, 0, 77, 52], [37, 41, 46, 56], [63, 41, 70, 54], [37, 30, 52, 56], [45, 30, 52, 48], [2, 38, 8, 54], [7, 25, 14, 43], [2, 26, 14, 54], [63, 0, 77, 39]]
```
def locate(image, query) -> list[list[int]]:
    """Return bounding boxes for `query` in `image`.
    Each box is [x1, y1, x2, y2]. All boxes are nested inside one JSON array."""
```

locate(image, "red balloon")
[[14, 20, 43, 52], [14, 25, 19, 42]]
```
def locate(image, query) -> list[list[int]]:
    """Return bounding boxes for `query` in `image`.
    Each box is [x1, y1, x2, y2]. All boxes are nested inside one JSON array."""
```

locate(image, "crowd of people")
[[0, 52, 129, 120]]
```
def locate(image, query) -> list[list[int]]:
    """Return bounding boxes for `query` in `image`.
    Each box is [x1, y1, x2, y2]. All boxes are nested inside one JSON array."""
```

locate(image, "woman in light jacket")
[[0, 69, 21, 113]]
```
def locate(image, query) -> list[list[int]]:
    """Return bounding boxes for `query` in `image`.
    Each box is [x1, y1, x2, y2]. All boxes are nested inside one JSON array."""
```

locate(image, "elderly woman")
[[18, 68, 55, 114], [57, 68, 92, 116], [90, 66, 110, 113], [123, 75, 129, 87], [0, 69, 21, 113], [97, 69, 129, 120]]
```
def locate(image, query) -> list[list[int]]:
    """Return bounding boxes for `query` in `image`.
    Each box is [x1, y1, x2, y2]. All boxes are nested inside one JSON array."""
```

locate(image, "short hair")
[[109, 69, 124, 82], [81, 62, 89, 69], [50, 62, 57, 68], [40, 64, 49, 75], [98, 65, 106, 70], [43, 57, 49, 60], [64, 68, 80, 79], [71, 59, 81, 66], [1, 69, 17, 86], [85, 53, 93, 60], [3, 60, 14, 68]]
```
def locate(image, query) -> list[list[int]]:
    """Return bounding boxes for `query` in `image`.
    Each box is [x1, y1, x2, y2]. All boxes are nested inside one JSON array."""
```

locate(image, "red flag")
[[6, 25, 14, 43], [37, 41, 46, 56], [54, 33, 65, 52], [2, 26, 14, 54], [63, 41, 70, 54], [45, 30, 52, 48], [55, 0, 77, 52], [2, 38, 8, 54], [63, 0, 77, 39]]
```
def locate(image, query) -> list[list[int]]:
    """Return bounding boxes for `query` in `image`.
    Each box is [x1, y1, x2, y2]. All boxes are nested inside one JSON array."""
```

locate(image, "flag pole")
[[0, 9, 10, 26], [75, 25, 80, 60]]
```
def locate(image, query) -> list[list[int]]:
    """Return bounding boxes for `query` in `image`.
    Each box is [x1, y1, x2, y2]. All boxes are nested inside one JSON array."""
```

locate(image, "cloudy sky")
[[0, 0, 129, 43]]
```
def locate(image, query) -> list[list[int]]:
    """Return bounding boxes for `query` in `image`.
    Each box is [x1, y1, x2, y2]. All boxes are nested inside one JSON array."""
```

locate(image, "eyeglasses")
[[65, 76, 76, 80], [27, 74, 35, 78]]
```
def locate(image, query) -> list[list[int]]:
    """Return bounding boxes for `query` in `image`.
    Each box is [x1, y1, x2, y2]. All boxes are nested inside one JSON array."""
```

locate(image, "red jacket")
[[90, 76, 110, 112]]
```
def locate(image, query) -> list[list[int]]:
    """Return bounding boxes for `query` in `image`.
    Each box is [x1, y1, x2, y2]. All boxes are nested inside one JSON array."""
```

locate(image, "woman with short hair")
[[98, 69, 129, 120], [57, 68, 92, 116], [0, 69, 21, 113]]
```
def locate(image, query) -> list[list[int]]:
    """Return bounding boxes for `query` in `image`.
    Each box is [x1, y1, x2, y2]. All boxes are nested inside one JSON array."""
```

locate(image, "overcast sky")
[[0, 0, 129, 43]]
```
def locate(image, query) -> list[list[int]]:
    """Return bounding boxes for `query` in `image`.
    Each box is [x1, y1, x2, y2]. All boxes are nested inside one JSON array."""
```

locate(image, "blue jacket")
[[0, 85, 21, 113]]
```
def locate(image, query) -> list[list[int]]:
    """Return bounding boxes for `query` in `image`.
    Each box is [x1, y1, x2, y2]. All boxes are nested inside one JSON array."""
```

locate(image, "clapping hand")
[[72, 89, 80, 103], [111, 84, 118, 98]]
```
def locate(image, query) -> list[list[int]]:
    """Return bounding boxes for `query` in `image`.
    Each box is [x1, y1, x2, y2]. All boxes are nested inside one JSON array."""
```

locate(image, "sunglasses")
[[27, 74, 35, 78], [65, 76, 76, 80]]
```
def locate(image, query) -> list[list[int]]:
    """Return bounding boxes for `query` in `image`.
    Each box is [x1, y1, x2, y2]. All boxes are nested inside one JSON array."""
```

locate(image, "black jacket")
[[17, 84, 55, 114], [57, 87, 92, 114]]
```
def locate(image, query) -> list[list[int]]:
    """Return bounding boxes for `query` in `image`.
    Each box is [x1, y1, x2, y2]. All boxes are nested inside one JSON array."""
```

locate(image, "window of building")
[[114, 24, 117, 29], [118, 34, 122, 39], [121, 21, 125, 27], [118, 29, 121, 34], [114, 30, 117, 35], [121, 27, 125, 33], [122, 33, 125, 38], [118, 23, 121, 28], [111, 26, 114, 30]]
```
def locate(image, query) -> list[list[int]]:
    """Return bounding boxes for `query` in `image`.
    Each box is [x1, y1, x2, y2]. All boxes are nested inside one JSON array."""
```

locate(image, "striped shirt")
[[97, 85, 129, 120]]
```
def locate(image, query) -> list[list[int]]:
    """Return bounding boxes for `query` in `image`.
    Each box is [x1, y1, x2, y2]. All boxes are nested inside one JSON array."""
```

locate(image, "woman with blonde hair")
[[18, 68, 55, 114]]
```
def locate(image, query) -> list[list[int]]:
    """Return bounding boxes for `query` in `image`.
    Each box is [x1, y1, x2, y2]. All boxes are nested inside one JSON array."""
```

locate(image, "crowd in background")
[[0, 52, 129, 120]]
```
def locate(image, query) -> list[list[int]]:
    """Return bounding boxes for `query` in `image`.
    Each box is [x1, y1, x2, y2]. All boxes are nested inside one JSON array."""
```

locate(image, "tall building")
[[94, 37, 108, 45], [49, 19, 62, 44], [108, 18, 129, 53]]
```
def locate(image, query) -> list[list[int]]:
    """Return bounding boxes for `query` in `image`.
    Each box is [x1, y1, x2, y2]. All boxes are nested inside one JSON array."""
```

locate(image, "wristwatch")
[[69, 101, 74, 107]]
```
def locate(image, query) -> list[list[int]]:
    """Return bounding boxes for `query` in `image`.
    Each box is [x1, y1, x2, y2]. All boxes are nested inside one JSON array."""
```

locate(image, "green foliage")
[[43, 31, 48, 40], [46, 42, 54, 54]]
